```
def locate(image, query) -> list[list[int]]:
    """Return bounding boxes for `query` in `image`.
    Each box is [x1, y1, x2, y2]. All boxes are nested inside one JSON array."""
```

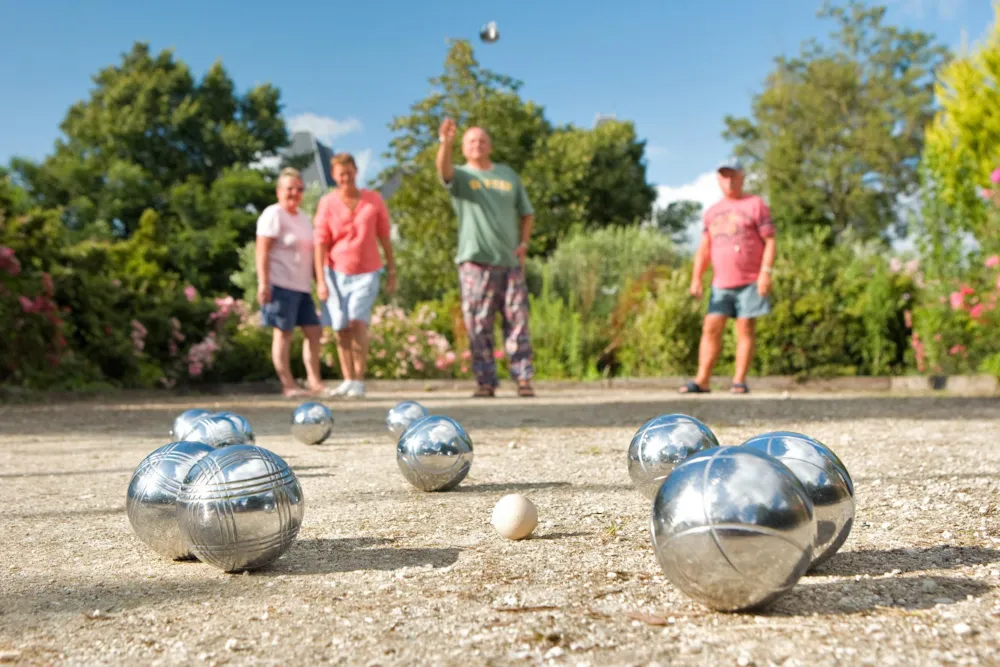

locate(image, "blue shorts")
[[260, 285, 321, 331], [708, 282, 772, 319], [320, 267, 382, 331]]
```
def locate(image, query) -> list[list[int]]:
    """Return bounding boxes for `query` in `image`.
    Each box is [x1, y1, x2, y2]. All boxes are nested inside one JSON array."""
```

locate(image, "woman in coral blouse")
[[313, 153, 396, 399]]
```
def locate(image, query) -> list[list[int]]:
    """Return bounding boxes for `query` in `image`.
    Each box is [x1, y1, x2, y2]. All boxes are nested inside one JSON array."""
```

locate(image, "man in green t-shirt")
[[436, 117, 536, 398]]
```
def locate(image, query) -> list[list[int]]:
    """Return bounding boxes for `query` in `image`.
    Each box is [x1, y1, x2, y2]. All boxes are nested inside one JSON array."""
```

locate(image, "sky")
[[0, 0, 994, 245]]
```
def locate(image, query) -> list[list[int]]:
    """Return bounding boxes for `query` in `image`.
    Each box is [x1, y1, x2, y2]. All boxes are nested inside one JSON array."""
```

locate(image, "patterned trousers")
[[458, 262, 534, 387]]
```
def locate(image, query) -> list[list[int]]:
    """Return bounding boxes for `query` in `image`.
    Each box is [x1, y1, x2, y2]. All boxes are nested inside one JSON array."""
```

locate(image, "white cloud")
[[654, 171, 721, 248], [288, 112, 363, 145], [888, 0, 963, 19]]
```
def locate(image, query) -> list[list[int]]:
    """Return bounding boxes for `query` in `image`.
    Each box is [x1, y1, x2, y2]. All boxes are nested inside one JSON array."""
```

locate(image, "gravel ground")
[[1, 387, 999, 666]]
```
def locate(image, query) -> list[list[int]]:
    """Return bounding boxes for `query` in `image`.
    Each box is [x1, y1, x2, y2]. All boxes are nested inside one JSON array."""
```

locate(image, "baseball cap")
[[717, 156, 744, 172]]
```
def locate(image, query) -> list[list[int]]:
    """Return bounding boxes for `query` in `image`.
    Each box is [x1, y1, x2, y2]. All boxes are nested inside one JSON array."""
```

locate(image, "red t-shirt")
[[702, 195, 775, 289], [313, 190, 391, 275]]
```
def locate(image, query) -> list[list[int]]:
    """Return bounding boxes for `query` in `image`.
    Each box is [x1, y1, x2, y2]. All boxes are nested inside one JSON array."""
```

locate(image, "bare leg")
[[693, 314, 728, 388], [301, 325, 324, 393], [349, 320, 369, 380], [733, 318, 756, 388], [271, 328, 301, 395], [335, 328, 356, 382]]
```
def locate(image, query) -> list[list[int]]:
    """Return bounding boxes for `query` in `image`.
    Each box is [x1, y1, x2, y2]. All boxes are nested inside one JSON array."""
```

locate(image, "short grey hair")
[[278, 167, 302, 184]]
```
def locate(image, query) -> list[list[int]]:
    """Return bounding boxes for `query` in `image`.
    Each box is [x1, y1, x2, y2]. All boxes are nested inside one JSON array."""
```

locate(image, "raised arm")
[[436, 117, 457, 183]]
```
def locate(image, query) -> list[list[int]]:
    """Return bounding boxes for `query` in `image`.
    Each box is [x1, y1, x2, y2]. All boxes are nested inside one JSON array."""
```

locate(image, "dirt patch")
[[1, 388, 998, 665]]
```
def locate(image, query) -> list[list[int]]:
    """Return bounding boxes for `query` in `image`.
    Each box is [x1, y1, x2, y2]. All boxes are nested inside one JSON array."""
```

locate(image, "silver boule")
[[479, 20, 499, 43], [386, 401, 429, 439], [627, 413, 719, 499], [170, 408, 210, 441], [291, 402, 334, 445], [184, 414, 253, 448], [177, 445, 304, 572], [213, 411, 256, 444], [651, 446, 816, 612], [396, 415, 473, 491], [125, 440, 215, 560], [740, 431, 854, 569]]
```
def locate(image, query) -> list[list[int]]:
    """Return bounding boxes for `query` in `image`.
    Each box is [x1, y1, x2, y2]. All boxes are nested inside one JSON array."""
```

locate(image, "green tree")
[[723, 1, 949, 241], [10, 42, 287, 292], [379, 39, 657, 304], [654, 199, 703, 244], [921, 5, 1000, 254]]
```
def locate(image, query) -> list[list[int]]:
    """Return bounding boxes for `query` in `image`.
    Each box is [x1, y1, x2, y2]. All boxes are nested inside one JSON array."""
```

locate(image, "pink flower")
[[41, 273, 54, 296], [461, 350, 472, 361], [987, 255, 1000, 269], [407, 335, 417, 343], [970, 304, 985, 319], [188, 361, 204, 377], [903, 310, 912, 328], [904, 259, 920, 275], [435, 358, 447, 370], [18, 296, 34, 313], [889, 258, 902, 273], [0, 246, 21, 276], [130, 320, 147, 354], [949, 291, 965, 310], [991, 167, 1000, 184], [493, 349, 504, 359], [413, 360, 424, 371], [981, 187, 993, 200], [961, 284, 975, 296], [0, 247, 13, 261], [184, 285, 197, 302], [445, 351, 456, 364], [949, 344, 966, 356], [460, 365, 469, 374]]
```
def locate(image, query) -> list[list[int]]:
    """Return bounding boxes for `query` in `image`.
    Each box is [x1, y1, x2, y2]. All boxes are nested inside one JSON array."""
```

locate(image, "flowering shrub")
[[326, 304, 467, 380], [0, 246, 69, 386]]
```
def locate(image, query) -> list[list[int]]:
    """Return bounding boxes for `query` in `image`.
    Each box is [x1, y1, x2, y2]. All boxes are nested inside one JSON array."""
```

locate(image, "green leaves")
[[724, 1, 948, 241]]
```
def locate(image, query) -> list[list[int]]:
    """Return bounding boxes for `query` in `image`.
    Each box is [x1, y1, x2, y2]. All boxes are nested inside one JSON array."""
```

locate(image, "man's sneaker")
[[345, 380, 366, 399]]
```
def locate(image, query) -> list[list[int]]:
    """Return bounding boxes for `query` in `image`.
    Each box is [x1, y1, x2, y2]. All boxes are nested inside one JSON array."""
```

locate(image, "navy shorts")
[[260, 285, 320, 332], [707, 282, 772, 319]]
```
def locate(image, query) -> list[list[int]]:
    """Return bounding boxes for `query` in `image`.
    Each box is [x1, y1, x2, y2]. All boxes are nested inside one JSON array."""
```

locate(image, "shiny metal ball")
[[125, 440, 215, 560], [177, 445, 304, 572], [386, 401, 429, 439], [291, 402, 334, 445], [396, 415, 473, 491], [184, 414, 253, 448], [628, 414, 719, 499], [170, 408, 210, 441], [213, 411, 256, 444], [480, 20, 499, 43], [740, 431, 855, 569], [650, 446, 816, 612]]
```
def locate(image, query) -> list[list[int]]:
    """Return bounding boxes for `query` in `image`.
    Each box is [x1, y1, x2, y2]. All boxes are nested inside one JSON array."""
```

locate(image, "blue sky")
[[0, 0, 993, 223]]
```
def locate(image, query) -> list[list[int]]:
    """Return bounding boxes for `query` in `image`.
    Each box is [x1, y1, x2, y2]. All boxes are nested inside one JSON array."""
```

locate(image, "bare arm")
[[761, 236, 776, 272], [255, 236, 274, 304], [436, 138, 454, 183], [519, 215, 533, 247]]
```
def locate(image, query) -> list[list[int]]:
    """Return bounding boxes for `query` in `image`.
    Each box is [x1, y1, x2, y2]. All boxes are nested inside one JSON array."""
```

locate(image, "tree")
[[723, 1, 949, 241], [921, 5, 1000, 253], [654, 200, 703, 244], [10, 42, 287, 292], [378, 40, 657, 304]]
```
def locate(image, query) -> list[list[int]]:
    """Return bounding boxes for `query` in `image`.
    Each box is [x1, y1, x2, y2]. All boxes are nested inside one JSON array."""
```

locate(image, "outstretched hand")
[[439, 117, 457, 144]]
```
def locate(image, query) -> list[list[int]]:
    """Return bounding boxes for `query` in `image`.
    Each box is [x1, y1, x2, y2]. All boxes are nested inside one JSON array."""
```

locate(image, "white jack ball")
[[491, 494, 538, 540]]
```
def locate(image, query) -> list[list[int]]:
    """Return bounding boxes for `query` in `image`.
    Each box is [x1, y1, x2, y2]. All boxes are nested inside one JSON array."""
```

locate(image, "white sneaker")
[[345, 380, 366, 398], [331, 380, 353, 396]]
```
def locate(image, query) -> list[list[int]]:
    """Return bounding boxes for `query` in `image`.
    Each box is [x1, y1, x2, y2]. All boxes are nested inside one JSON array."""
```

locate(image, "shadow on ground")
[[2, 395, 999, 440], [766, 574, 991, 616], [810, 545, 1000, 577], [263, 537, 461, 576]]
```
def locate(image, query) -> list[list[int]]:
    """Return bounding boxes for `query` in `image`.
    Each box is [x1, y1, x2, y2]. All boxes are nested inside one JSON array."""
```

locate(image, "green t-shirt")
[[444, 163, 534, 267]]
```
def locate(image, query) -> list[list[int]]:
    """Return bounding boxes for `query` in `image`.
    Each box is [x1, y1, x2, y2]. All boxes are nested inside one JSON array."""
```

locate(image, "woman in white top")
[[255, 167, 324, 397]]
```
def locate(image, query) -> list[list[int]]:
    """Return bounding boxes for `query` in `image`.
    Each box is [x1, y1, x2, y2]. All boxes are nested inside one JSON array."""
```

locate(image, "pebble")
[[941, 532, 953, 540], [921, 580, 938, 593], [0, 651, 22, 663], [952, 623, 974, 636]]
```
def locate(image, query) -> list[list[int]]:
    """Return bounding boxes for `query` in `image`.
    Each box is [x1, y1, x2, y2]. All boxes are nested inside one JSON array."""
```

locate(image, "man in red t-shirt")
[[679, 158, 776, 395]]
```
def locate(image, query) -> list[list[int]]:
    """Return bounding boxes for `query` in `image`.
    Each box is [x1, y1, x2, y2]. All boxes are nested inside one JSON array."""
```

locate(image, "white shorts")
[[320, 267, 382, 331]]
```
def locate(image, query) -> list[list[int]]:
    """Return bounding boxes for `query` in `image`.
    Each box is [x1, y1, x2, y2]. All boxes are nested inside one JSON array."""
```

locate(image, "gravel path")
[[1, 388, 998, 665]]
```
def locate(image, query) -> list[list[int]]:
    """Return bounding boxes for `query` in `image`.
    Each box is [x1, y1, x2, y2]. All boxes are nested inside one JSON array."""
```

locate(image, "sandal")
[[517, 383, 536, 398], [730, 382, 750, 394], [678, 380, 711, 394], [472, 385, 496, 398]]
